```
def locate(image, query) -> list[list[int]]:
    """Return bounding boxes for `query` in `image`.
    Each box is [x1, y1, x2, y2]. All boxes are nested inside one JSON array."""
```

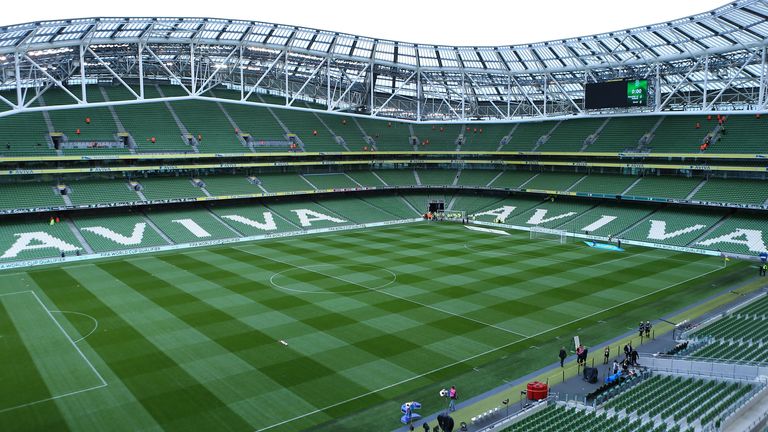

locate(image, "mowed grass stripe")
[[161, 250, 518, 370], [98, 259, 384, 426], [28, 268, 253, 432], [0, 299, 71, 432]]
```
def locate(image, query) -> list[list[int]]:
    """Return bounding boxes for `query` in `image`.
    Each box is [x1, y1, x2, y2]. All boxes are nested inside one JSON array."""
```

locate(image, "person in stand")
[[603, 346, 610, 364], [559, 346, 567, 367], [612, 360, 620, 375], [448, 385, 457, 412], [624, 343, 631, 360], [645, 321, 652, 338], [630, 348, 640, 366]]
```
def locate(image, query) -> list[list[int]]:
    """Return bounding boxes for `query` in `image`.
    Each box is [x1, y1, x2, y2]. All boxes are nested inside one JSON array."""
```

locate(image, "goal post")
[[529, 226, 569, 244]]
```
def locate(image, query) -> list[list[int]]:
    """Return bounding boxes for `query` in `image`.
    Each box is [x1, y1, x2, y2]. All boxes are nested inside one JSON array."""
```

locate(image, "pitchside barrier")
[[471, 220, 736, 259], [0, 218, 423, 271]]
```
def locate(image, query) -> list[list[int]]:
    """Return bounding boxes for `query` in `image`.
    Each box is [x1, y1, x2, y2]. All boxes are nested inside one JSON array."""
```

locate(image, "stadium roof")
[[0, 0, 766, 121], [1, 1, 766, 73]]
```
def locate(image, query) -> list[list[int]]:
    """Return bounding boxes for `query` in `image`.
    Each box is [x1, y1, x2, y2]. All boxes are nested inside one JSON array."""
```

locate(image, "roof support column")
[[506, 74, 511, 118], [79, 44, 87, 103], [284, 50, 289, 106], [14, 52, 22, 109], [416, 69, 421, 121], [543, 76, 547, 116], [460, 73, 465, 121], [759, 47, 766, 108], [190, 43, 196, 94], [138, 42, 144, 99], [654, 64, 661, 110], [239, 45, 244, 101], [702, 55, 709, 109], [326, 56, 331, 110], [369, 62, 374, 115]]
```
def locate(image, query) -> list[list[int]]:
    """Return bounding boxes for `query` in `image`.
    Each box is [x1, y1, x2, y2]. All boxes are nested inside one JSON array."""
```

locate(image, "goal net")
[[529, 226, 569, 244]]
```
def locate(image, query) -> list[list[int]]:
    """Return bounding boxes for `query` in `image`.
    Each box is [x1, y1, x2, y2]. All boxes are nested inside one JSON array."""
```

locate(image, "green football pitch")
[[0, 222, 747, 432]]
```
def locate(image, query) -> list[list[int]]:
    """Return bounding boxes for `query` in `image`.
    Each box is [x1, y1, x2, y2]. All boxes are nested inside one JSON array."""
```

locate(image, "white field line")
[[50, 310, 99, 343], [250, 262, 726, 432], [0, 291, 107, 414], [0, 383, 107, 414], [31, 291, 107, 387], [233, 246, 529, 339]]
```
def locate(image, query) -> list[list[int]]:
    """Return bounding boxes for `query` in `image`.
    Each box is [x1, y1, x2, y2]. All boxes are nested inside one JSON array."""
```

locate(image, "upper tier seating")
[[538, 118, 604, 152], [462, 124, 513, 151], [588, 116, 659, 152]]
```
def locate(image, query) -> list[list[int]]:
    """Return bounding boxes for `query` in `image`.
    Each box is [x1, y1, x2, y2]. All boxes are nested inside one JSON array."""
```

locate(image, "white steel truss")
[[0, 2, 767, 121]]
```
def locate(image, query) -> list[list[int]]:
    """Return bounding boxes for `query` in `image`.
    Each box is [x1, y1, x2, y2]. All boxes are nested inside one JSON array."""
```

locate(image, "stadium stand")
[[566, 203, 653, 237], [374, 170, 418, 186], [538, 118, 604, 152], [257, 173, 314, 193], [144, 208, 239, 243], [412, 124, 461, 150], [624, 176, 702, 200], [218, 102, 287, 151], [138, 177, 208, 201], [0, 220, 84, 262], [0, 111, 54, 156], [695, 212, 768, 254], [417, 169, 458, 186], [569, 174, 639, 195], [200, 176, 263, 196], [0, 182, 65, 210], [359, 195, 420, 219], [314, 197, 402, 224], [456, 170, 502, 187], [345, 171, 387, 187], [503, 122, 553, 151], [522, 171, 584, 191], [450, 195, 505, 214], [265, 201, 347, 229], [588, 116, 659, 152], [356, 118, 412, 150], [488, 170, 537, 189], [302, 173, 360, 190], [604, 374, 755, 428], [461, 123, 513, 151], [506, 199, 595, 228], [648, 116, 709, 153], [67, 179, 141, 206], [74, 213, 169, 252], [273, 108, 343, 152], [622, 208, 728, 247], [207, 202, 299, 236], [716, 115, 768, 154], [692, 178, 768, 205], [169, 100, 245, 153]]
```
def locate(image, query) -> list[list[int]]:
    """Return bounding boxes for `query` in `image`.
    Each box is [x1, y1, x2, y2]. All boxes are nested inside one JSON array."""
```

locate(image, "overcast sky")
[[1, 0, 731, 46]]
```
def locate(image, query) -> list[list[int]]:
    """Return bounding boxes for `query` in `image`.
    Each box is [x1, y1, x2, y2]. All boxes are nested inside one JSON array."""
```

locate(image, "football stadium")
[[1, 1, 768, 431]]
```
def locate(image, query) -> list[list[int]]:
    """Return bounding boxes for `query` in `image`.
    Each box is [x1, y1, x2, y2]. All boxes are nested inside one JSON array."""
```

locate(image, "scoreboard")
[[585, 79, 648, 109]]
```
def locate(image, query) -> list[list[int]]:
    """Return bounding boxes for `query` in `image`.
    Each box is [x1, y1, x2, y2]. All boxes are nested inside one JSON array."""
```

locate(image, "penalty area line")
[[252, 257, 726, 432]]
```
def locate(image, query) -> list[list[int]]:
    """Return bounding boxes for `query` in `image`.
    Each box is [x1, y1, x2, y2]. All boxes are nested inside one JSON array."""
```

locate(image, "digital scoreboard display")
[[585, 79, 648, 109]]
